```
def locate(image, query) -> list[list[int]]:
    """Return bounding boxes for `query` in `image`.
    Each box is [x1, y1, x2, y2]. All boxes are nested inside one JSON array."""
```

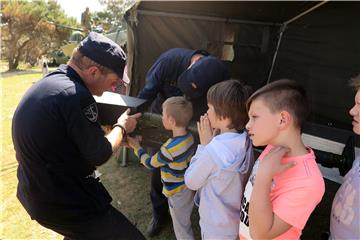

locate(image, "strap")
[[112, 123, 127, 139]]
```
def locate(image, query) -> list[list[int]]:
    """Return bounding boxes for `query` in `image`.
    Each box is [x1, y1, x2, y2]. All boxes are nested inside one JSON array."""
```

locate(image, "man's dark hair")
[[247, 79, 309, 129], [207, 79, 251, 131], [350, 74, 360, 90]]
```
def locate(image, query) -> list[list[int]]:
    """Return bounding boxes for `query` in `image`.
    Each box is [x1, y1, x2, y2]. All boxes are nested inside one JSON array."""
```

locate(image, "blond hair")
[[162, 96, 193, 127]]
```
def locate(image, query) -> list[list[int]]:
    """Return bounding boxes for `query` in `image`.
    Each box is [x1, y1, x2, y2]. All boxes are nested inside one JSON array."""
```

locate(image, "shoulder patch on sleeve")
[[83, 102, 98, 122]]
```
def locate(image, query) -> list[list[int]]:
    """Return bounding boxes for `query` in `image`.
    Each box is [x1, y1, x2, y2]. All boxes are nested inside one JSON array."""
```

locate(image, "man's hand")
[[118, 108, 142, 133], [197, 113, 215, 145]]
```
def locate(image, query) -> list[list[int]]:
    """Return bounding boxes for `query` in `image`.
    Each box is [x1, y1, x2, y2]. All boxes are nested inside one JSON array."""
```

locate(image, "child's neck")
[[289, 143, 308, 157], [273, 131, 308, 157], [172, 126, 187, 137], [216, 118, 238, 134], [220, 127, 238, 134]]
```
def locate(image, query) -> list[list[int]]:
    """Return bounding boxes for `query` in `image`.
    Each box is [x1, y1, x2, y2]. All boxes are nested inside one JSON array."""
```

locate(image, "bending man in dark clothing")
[[12, 32, 145, 240], [137, 48, 230, 236]]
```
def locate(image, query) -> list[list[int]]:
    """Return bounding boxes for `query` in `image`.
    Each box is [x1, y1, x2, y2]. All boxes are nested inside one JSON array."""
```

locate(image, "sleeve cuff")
[[197, 144, 205, 151], [134, 146, 145, 158]]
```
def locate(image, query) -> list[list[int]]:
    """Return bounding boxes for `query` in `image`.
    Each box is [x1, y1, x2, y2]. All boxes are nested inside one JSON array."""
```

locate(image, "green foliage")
[[95, 0, 135, 32], [1, 1, 78, 70]]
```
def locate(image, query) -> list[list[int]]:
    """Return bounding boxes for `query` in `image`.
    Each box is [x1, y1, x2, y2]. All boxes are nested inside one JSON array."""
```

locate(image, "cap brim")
[[178, 56, 230, 99]]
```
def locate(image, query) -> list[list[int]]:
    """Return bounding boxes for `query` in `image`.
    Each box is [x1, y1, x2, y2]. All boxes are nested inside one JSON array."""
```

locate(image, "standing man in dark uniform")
[[12, 32, 145, 240], [138, 48, 230, 236], [81, 7, 92, 33]]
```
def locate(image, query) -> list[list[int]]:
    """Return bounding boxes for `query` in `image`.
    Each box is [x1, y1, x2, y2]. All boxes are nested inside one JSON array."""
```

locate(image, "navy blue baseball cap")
[[79, 32, 127, 79], [177, 56, 230, 99]]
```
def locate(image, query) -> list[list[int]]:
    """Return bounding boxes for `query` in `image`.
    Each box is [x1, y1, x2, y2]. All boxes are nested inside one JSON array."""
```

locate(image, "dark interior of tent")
[[122, 2, 360, 237], [126, 1, 360, 148]]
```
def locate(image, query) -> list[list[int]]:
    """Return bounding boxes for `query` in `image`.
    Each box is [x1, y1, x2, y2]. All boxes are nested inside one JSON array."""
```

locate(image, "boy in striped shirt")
[[127, 96, 196, 240]]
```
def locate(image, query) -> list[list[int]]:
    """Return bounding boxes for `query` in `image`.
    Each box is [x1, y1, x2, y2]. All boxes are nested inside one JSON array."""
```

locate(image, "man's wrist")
[[112, 123, 127, 137]]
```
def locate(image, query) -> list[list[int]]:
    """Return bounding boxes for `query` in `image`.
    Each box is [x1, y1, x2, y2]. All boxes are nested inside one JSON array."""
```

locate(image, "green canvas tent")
[[124, 1, 360, 174], [121, 2, 360, 237]]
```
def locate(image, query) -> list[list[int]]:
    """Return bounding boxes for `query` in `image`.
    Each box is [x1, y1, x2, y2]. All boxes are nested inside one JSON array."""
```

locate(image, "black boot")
[[146, 217, 165, 237]]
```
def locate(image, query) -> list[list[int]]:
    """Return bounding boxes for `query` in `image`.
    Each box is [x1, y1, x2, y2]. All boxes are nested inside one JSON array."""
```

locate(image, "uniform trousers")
[[37, 206, 145, 240], [150, 167, 170, 219]]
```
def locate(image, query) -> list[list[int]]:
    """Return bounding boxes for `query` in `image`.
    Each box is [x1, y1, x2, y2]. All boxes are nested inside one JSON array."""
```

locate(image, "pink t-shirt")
[[239, 145, 325, 240]]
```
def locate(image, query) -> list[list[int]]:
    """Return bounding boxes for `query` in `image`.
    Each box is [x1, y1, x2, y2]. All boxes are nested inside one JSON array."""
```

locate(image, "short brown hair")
[[207, 79, 251, 131], [350, 74, 360, 90], [162, 96, 193, 127], [68, 47, 113, 75], [247, 79, 309, 129]]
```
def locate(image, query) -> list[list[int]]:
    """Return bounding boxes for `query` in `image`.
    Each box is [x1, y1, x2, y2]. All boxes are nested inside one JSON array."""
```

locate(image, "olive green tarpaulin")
[[124, 1, 360, 145], [120, 3, 359, 237]]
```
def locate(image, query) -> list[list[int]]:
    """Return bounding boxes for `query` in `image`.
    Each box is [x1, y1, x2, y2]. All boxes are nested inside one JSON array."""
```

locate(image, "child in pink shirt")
[[239, 79, 325, 240]]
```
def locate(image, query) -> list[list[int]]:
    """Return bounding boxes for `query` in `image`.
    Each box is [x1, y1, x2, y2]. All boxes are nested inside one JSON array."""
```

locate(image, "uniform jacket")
[[12, 65, 113, 223], [138, 48, 196, 114]]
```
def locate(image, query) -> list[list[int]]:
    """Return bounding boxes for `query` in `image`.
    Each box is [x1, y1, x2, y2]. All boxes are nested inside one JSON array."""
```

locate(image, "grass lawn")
[[1, 70, 62, 239], [0, 67, 200, 239], [0, 65, 338, 240]]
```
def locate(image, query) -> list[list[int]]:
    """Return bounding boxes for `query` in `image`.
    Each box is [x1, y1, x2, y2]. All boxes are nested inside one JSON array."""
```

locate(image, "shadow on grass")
[[99, 149, 201, 240], [100, 149, 339, 240], [2, 70, 337, 239], [1, 69, 43, 77], [1, 67, 58, 78]]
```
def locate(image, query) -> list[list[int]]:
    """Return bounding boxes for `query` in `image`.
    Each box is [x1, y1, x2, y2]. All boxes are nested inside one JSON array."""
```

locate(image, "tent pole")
[[284, 1, 329, 25], [137, 10, 281, 27], [266, 24, 286, 84], [266, 1, 329, 84]]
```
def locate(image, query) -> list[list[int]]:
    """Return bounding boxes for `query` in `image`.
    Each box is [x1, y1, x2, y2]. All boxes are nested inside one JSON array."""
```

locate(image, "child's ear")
[[169, 116, 177, 126], [279, 111, 291, 129]]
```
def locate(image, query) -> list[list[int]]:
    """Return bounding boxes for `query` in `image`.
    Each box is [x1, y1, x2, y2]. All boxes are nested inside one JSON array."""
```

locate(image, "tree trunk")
[[7, 39, 30, 71], [8, 58, 18, 71], [6, 21, 19, 71], [7, 53, 20, 70]]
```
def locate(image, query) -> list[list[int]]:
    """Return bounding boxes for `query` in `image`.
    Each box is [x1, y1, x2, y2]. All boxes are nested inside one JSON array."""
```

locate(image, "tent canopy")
[[125, 1, 360, 146], [135, 1, 317, 23]]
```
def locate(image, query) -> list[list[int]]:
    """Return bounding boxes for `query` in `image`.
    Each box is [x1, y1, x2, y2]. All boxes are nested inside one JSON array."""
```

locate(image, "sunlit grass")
[[0, 63, 334, 239], [0, 69, 185, 240], [0, 72, 62, 239]]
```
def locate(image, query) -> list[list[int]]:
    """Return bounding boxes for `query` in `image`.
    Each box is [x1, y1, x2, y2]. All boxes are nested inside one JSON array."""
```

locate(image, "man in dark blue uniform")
[[138, 48, 230, 236], [12, 32, 144, 240]]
